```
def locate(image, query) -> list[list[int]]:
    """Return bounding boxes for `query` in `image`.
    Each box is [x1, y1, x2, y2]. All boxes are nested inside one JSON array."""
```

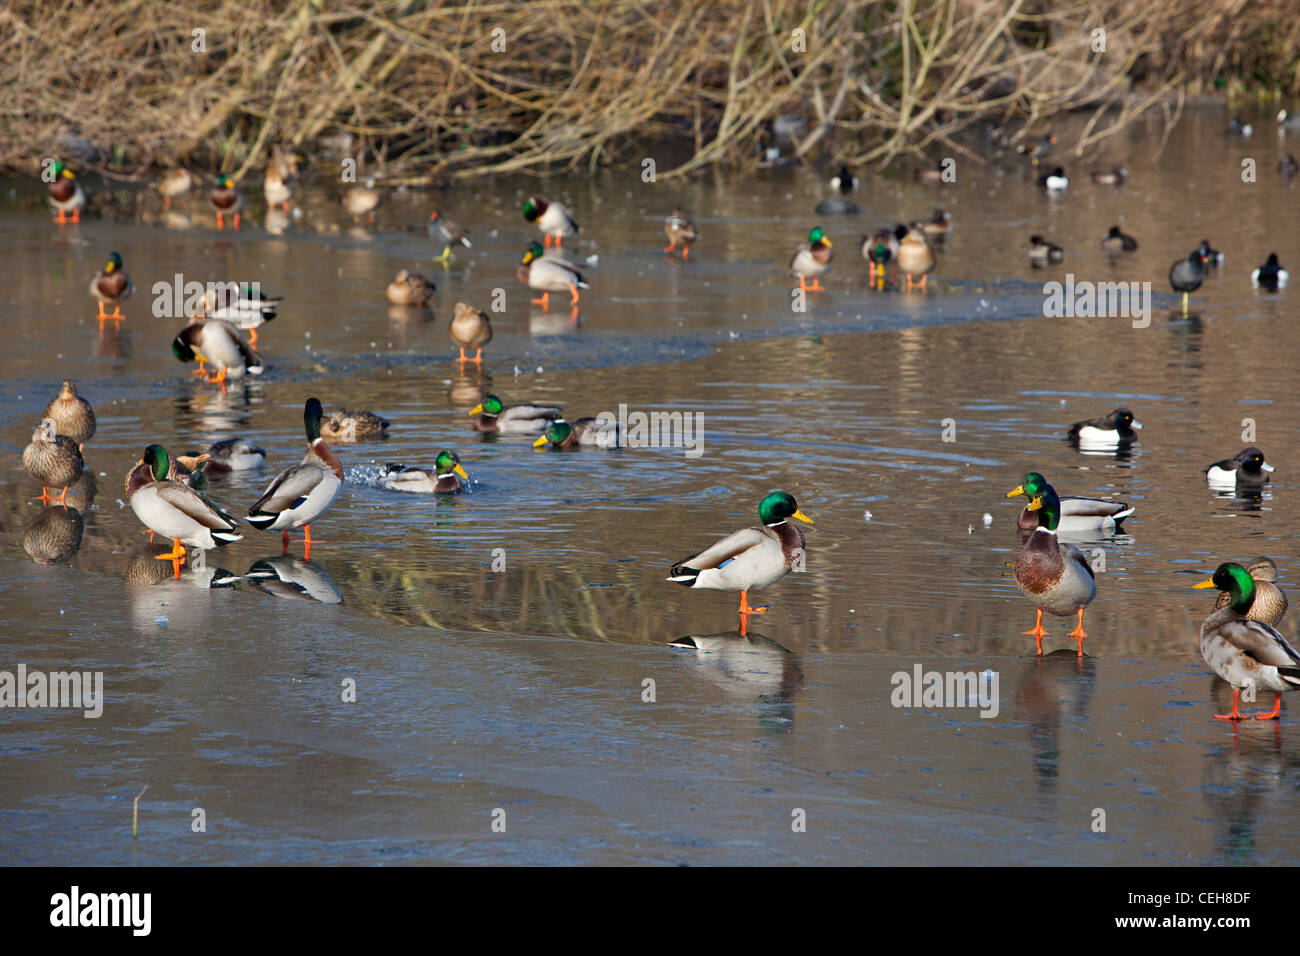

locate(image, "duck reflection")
[[245, 555, 342, 604], [264, 207, 292, 235], [667, 629, 803, 730], [22, 506, 84, 565], [387, 303, 434, 338], [1014, 650, 1098, 795], [125, 545, 241, 631], [1201, 722, 1294, 864], [529, 305, 579, 335], [448, 370, 487, 408]]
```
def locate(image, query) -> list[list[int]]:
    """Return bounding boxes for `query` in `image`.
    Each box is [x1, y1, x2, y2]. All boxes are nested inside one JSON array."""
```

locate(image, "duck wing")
[[1214, 619, 1300, 674], [155, 482, 239, 531], [249, 462, 329, 516], [672, 527, 770, 574]]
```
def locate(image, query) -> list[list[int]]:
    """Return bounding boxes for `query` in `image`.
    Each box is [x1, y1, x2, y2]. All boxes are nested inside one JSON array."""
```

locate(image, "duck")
[[196, 437, 266, 472], [1100, 226, 1138, 254], [23, 504, 84, 566], [468, 394, 563, 434], [244, 555, 342, 604], [664, 209, 699, 259], [518, 242, 587, 309], [1210, 557, 1288, 626], [813, 197, 860, 216], [1227, 118, 1253, 137], [789, 227, 833, 292], [172, 316, 263, 385], [42, 380, 96, 448], [210, 175, 243, 229], [1205, 447, 1273, 491], [126, 444, 242, 578], [918, 209, 951, 238], [1193, 562, 1300, 720], [321, 409, 390, 442], [1251, 253, 1289, 292], [200, 283, 280, 347], [166, 452, 211, 492], [89, 252, 133, 323], [897, 225, 935, 290], [532, 418, 620, 450], [1277, 109, 1300, 132], [156, 168, 193, 207], [449, 301, 493, 365], [523, 195, 579, 248], [1169, 250, 1205, 314], [379, 450, 469, 494], [1019, 133, 1057, 163], [862, 224, 905, 284], [1038, 166, 1069, 191], [1007, 472, 1134, 534], [830, 166, 858, 192], [342, 179, 380, 221], [23, 419, 84, 506], [47, 161, 86, 223], [1067, 407, 1142, 447], [429, 210, 472, 262], [246, 398, 343, 559], [1197, 239, 1224, 268], [667, 491, 812, 635], [386, 270, 436, 306], [1280, 154, 1299, 176], [1090, 166, 1127, 185], [1010, 481, 1097, 655], [1028, 235, 1064, 265], [263, 147, 298, 210], [914, 159, 948, 182]]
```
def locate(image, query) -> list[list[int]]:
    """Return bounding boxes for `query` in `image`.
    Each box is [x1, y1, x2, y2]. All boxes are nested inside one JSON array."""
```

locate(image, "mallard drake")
[[1193, 562, 1300, 720], [830, 166, 858, 192], [244, 556, 342, 604], [789, 227, 833, 292], [664, 209, 699, 258], [247, 398, 343, 560], [157, 168, 193, 207], [197, 437, 266, 472], [89, 252, 132, 324], [42, 380, 95, 448], [897, 225, 934, 290], [1100, 226, 1138, 254], [200, 283, 280, 347], [379, 450, 469, 494], [1028, 235, 1064, 265], [23, 419, 84, 505], [919, 209, 951, 238], [1067, 407, 1142, 447], [862, 224, 905, 284], [518, 242, 587, 309], [47, 162, 86, 223], [321, 409, 389, 442], [210, 175, 242, 229], [428, 210, 472, 262], [1007, 472, 1134, 534], [173, 317, 262, 385], [523, 195, 579, 248], [449, 301, 493, 365], [1090, 166, 1127, 185], [1211, 557, 1288, 626], [1280, 154, 1299, 176], [263, 147, 298, 210], [532, 417, 620, 450], [469, 394, 563, 434], [1169, 251, 1204, 314], [1011, 481, 1097, 654], [1205, 447, 1273, 491], [1251, 253, 1289, 292], [386, 270, 436, 306], [342, 179, 380, 221], [167, 452, 210, 492], [126, 444, 241, 578], [1038, 167, 1069, 191], [1197, 240, 1224, 268], [668, 491, 812, 635], [1018, 133, 1057, 163]]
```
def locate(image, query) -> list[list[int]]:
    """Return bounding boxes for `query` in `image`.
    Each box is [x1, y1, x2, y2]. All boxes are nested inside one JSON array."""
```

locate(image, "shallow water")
[[3, 105, 1300, 864]]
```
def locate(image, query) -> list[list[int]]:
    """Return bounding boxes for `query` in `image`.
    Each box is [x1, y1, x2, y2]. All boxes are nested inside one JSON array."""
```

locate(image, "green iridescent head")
[[1195, 562, 1256, 613], [434, 449, 468, 479], [522, 241, 544, 265], [758, 491, 814, 526], [535, 420, 573, 448], [142, 444, 170, 482], [304, 397, 324, 442], [1008, 472, 1048, 500], [172, 334, 195, 363], [217, 175, 234, 189], [103, 251, 123, 273], [523, 196, 543, 221], [472, 395, 504, 416], [808, 226, 829, 245], [1023, 482, 1061, 531]]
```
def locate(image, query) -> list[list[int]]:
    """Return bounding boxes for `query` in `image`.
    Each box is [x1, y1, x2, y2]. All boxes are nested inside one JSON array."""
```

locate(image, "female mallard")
[[1193, 562, 1300, 720], [1251, 253, 1289, 292], [523, 195, 579, 248], [157, 168, 193, 207], [343, 179, 380, 221], [200, 283, 280, 347], [429, 210, 471, 261], [518, 242, 587, 309], [172, 317, 263, 385], [126, 444, 242, 578], [1038, 166, 1069, 191], [668, 491, 813, 634], [532, 418, 619, 450], [386, 270, 436, 306], [321, 409, 390, 442], [167, 452, 210, 491], [210, 175, 243, 229], [664, 209, 699, 259], [449, 301, 492, 365], [42, 380, 95, 448], [1010, 481, 1097, 655], [919, 209, 951, 238], [23, 419, 84, 505], [897, 225, 934, 290], [263, 147, 297, 210], [789, 227, 833, 292], [1007, 472, 1134, 534], [48, 162, 86, 223], [468, 394, 562, 434], [1100, 226, 1138, 255], [198, 437, 266, 472], [23, 504, 84, 566], [1197, 240, 1224, 268], [1028, 235, 1064, 265], [379, 450, 469, 494], [1211, 557, 1288, 626], [1205, 447, 1273, 491], [90, 252, 132, 323], [1067, 407, 1142, 448], [246, 398, 343, 559], [1090, 167, 1127, 186], [1169, 250, 1204, 314], [862, 225, 905, 284]]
